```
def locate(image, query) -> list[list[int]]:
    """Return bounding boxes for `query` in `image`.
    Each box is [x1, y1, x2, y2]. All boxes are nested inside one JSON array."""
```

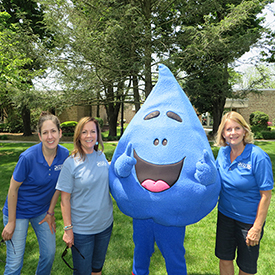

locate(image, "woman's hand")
[[39, 214, 56, 234], [246, 190, 272, 247], [3, 176, 22, 241], [246, 226, 261, 246], [63, 230, 74, 248], [1, 222, 16, 241]]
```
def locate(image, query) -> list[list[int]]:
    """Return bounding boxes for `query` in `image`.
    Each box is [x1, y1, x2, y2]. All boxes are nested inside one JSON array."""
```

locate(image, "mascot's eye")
[[162, 139, 168, 146], [144, 111, 160, 120], [153, 139, 159, 146], [166, 111, 182, 122]]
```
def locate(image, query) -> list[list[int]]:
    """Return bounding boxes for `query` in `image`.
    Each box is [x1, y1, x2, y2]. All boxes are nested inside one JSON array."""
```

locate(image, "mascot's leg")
[[132, 219, 155, 275], [154, 222, 187, 275]]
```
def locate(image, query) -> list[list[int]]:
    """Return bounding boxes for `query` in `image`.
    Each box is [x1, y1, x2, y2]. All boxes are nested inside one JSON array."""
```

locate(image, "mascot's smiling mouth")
[[134, 150, 185, 193]]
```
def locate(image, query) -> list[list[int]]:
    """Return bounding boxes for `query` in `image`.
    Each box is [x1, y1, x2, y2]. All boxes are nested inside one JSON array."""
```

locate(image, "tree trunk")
[[22, 105, 32, 136], [105, 85, 120, 137], [133, 74, 140, 112], [49, 108, 55, 115], [108, 110, 118, 137], [143, 0, 152, 98], [212, 63, 230, 135], [212, 96, 226, 135], [96, 90, 100, 117]]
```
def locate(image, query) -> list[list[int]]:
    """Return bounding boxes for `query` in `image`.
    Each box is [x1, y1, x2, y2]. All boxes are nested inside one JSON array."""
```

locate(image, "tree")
[[38, 0, 274, 137], [40, 0, 195, 136], [259, 2, 275, 64], [1, 0, 53, 135], [0, 11, 34, 130], [236, 64, 275, 89], [40, 0, 153, 136], [170, 0, 274, 134]]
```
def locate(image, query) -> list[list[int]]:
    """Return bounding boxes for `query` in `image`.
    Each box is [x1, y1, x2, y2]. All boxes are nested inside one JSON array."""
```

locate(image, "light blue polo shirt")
[[56, 151, 113, 235], [3, 143, 69, 219], [216, 143, 273, 224]]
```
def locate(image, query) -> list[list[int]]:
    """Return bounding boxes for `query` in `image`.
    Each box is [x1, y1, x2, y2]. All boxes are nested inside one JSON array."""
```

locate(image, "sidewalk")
[[0, 132, 73, 143]]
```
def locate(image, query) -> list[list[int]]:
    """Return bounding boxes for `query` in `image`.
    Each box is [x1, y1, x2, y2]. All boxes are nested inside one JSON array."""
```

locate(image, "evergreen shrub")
[[249, 111, 269, 130], [0, 135, 8, 140], [0, 123, 7, 132], [249, 111, 272, 139], [60, 121, 78, 133], [60, 118, 104, 135], [261, 131, 275, 140]]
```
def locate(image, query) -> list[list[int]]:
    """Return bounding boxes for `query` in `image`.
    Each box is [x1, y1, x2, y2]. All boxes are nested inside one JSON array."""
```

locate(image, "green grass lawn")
[[0, 141, 274, 274]]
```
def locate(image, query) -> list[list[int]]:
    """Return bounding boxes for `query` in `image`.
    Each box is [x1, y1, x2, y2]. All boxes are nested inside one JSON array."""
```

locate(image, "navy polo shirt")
[[216, 143, 273, 224], [3, 143, 69, 219]]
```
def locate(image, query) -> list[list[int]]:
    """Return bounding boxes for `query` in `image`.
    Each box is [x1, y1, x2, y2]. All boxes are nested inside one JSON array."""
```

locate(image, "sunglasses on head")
[[61, 245, 85, 270]]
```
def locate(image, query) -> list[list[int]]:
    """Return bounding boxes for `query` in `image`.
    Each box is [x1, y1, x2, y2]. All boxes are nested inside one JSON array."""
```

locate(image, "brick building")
[[58, 103, 135, 125], [58, 89, 275, 126], [225, 89, 275, 124]]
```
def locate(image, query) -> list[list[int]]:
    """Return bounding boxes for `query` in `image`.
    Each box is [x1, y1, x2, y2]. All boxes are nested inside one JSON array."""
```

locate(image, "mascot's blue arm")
[[194, 149, 217, 186], [114, 143, 137, 178]]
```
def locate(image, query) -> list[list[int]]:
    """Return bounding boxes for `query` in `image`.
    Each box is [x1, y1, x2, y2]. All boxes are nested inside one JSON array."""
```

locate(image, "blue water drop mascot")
[[109, 64, 221, 275]]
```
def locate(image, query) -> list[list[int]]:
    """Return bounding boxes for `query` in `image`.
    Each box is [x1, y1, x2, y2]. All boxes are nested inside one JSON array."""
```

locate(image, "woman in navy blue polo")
[[1, 112, 69, 275], [215, 111, 273, 275]]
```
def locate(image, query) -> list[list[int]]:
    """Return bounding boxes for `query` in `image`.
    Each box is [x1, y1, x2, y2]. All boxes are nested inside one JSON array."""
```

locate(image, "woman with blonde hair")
[[215, 111, 273, 275], [56, 117, 113, 275], [215, 111, 254, 147]]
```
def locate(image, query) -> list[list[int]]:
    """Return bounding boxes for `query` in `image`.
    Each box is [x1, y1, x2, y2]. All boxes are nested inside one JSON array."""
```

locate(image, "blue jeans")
[[3, 213, 55, 275], [72, 223, 113, 275]]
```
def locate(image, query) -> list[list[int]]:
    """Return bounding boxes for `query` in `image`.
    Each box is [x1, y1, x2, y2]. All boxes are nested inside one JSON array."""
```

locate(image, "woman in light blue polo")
[[56, 117, 113, 275], [1, 112, 69, 275], [215, 111, 273, 275]]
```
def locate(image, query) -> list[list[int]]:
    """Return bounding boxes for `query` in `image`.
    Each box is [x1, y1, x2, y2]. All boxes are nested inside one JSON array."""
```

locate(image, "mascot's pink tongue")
[[141, 179, 170, 192]]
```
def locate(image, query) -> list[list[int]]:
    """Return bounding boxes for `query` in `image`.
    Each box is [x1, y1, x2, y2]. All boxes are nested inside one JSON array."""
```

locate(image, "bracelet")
[[64, 225, 73, 231], [47, 211, 54, 216]]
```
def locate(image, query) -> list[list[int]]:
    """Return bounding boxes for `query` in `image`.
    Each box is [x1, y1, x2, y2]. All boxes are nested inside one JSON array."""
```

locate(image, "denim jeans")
[[3, 213, 56, 275], [72, 223, 113, 275]]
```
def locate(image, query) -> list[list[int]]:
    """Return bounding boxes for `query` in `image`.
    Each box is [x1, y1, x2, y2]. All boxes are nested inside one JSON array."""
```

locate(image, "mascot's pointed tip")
[[158, 64, 173, 76], [157, 64, 178, 85]]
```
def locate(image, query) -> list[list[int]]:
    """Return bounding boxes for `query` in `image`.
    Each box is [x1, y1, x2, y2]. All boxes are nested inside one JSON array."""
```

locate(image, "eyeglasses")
[[0, 239, 16, 262], [61, 245, 85, 270]]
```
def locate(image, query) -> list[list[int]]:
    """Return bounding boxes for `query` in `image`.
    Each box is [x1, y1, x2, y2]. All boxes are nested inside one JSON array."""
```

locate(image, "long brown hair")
[[71, 117, 104, 160]]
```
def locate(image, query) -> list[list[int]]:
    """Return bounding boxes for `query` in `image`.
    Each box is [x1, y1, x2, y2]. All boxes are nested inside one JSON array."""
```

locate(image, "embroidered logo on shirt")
[[238, 162, 251, 170], [97, 161, 107, 167], [54, 164, 63, 171]]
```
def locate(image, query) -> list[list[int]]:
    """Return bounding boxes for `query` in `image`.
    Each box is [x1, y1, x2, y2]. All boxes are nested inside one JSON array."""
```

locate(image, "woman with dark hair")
[[56, 117, 113, 275], [215, 111, 273, 275], [1, 112, 69, 275]]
